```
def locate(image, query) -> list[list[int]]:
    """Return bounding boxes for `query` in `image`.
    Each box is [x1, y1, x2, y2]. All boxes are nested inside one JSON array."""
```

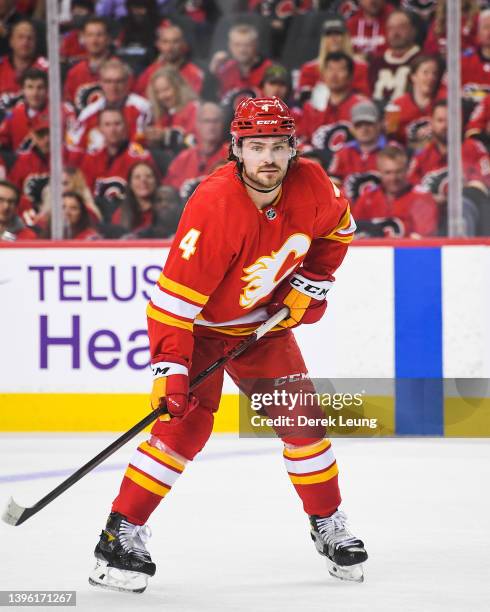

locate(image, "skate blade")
[[88, 559, 148, 594], [326, 558, 364, 583]]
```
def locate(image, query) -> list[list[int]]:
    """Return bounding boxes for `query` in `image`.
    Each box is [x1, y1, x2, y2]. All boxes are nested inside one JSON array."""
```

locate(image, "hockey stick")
[[2, 307, 289, 527]]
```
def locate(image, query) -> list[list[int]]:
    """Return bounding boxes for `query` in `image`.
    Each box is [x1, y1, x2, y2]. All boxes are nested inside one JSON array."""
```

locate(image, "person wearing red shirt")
[[462, 10, 490, 103], [135, 22, 204, 97], [80, 108, 152, 209], [354, 145, 438, 237], [329, 100, 385, 201], [423, 0, 478, 56], [0, 179, 37, 241], [465, 92, 490, 139], [0, 68, 48, 153], [59, 0, 96, 64], [0, 19, 48, 116], [347, 0, 394, 59], [164, 102, 228, 199], [297, 16, 370, 103], [386, 54, 445, 149], [61, 191, 100, 240], [208, 23, 272, 99], [67, 58, 151, 156], [369, 9, 421, 106], [297, 52, 366, 148], [63, 17, 113, 115]]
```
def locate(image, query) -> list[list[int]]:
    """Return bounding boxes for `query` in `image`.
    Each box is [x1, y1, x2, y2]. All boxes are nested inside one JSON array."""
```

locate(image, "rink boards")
[[0, 240, 489, 435]]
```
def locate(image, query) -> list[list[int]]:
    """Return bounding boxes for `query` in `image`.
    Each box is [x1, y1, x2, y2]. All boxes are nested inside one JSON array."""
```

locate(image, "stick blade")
[[2, 497, 28, 526]]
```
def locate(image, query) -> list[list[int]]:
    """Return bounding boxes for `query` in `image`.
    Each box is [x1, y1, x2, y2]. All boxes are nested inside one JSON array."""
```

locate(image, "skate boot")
[[89, 512, 156, 593], [310, 509, 368, 583]]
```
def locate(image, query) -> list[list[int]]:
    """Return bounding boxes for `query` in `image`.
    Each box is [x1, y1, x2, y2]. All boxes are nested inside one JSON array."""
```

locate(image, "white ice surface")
[[0, 434, 489, 612]]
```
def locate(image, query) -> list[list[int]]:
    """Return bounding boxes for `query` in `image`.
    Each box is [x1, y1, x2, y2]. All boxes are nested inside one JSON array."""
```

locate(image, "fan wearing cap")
[[328, 99, 387, 202], [91, 95, 367, 592], [297, 16, 370, 104]]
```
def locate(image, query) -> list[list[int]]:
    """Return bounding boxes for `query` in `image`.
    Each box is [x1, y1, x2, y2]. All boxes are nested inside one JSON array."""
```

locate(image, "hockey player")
[[89, 97, 368, 593]]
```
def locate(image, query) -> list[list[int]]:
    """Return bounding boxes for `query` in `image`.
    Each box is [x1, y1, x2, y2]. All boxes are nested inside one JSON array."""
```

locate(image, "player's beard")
[[243, 163, 287, 190]]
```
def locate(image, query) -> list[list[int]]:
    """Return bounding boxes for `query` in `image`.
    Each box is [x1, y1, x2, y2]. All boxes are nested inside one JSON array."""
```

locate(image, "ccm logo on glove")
[[290, 276, 331, 298]]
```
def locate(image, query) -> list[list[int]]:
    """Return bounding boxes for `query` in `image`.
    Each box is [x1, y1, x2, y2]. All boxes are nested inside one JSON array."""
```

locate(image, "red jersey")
[[328, 138, 386, 202], [461, 48, 490, 102], [135, 58, 204, 97], [408, 139, 490, 195], [0, 55, 48, 111], [466, 93, 490, 137], [215, 57, 273, 98], [298, 92, 366, 145], [164, 143, 229, 198], [1, 216, 38, 241], [111, 206, 153, 231], [80, 141, 152, 201], [296, 57, 370, 98], [63, 59, 107, 114], [347, 4, 393, 57], [248, 0, 313, 17], [354, 184, 438, 237], [8, 147, 49, 210], [370, 46, 421, 104], [67, 93, 151, 154], [387, 92, 435, 146], [152, 100, 199, 138], [147, 158, 356, 365], [423, 14, 477, 56], [60, 30, 87, 63], [0, 101, 49, 152]]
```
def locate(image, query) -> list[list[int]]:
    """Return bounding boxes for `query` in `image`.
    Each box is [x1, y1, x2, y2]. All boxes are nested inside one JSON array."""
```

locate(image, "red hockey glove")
[[267, 270, 332, 328], [150, 361, 192, 418]]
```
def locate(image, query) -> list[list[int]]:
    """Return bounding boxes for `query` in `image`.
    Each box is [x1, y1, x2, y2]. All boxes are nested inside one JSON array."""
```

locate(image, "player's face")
[[262, 81, 288, 100], [23, 78, 47, 110], [62, 196, 82, 226], [101, 68, 128, 104], [431, 107, 447, 144], [0, 185, 17, 226], [241, 137, 291, 190], [99, 111, 127, 145], [153, 76, 177, 110], [353, 120, 380, 145], [83, 24, 110, 56], [378, 156, 407, 195], [323, 60, 351, 93], [229, 32, 257, 65], [386, 14, 414, 50], [10, 23, 36, 59], [411, 60, 439, 95], [478, 16, 490, 47], [157, 27, 185, 62], [130, 164, 157, 200]]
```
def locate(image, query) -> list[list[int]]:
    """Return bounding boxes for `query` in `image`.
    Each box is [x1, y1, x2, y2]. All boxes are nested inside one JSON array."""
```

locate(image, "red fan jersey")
[[135, 59, 204, 97], [147, 158, 356, 365], [297, 92, 366, 144], [164, 143, 229, 198], [0, 55, 48, 110], [408, 139, 490, 194], [8, 147, 49, 210], [353, 184, 438, 236], [63, 58, 109, 114], [80, 141, 152, 201], [465, 93, 490, 137], [152, 100, 199, 137], [67, 93, 151, 154], [60, 30, 87, 63], [423, 14, 478, 56], [214, 57, 273, 98], [111, 206, 153, 231], [369, 46, 421, 104], [248, 0, 313, 17], [0, 101, 49, 152], [461, 48, 490, 102], [296, 58, 370, 98], [347, 3, 394, 57], [387, 92, 436, 145]]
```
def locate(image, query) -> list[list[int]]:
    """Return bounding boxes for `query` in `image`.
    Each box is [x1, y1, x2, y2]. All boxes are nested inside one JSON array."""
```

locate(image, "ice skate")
[[88, 512, 156, 593], [310, 510, 368, 583]]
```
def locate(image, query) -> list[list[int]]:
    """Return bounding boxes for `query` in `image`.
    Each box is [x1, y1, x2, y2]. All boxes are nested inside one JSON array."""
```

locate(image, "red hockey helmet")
[[230, 97, 296, 141]]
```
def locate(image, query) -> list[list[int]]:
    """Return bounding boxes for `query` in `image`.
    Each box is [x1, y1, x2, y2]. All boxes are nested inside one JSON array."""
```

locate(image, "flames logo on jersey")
[[94, 177, 127, 201], [345, 171, 381, 202], [311, 122, 353, 155], [421, 168, 448, 198], [24, 173, 50, 206], [406, 117, 432, 144], [75, 83, 103, 115], [239, 233, 311, 309]]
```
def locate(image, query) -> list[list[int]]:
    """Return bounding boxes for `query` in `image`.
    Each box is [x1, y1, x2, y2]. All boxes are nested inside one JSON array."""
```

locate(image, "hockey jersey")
[[0, 55, 48, 113], [0, 101, 49, 152], [135, 59, 204, 97], [215, 57, 273, 98], [63, 59, 108, 115], [369, 46, 421, 105], [147, 158, 356, 366], [461, 48, 490, 102], [297, 58, 370, 99]]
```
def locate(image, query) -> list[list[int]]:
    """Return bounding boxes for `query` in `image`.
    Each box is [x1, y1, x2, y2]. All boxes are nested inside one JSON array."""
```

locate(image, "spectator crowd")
[[1, 0, 490, 241]]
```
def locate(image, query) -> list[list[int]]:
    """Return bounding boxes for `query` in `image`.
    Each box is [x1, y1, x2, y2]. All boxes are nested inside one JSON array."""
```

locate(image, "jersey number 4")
[[179, 228, 201, 260]]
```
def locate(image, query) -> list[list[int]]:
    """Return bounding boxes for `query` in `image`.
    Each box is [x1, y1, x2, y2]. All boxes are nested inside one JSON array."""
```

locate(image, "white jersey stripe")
[[150, 284, 202, 320]]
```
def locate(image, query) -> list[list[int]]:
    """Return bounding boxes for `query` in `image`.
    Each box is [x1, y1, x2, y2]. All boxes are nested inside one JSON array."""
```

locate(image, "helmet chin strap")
[[240, 175, 282, 193]]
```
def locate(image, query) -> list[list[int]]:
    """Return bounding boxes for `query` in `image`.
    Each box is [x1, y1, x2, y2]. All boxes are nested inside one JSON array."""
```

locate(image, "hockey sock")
[[111, 441, 186, 524], [283, 439, 341, 517]]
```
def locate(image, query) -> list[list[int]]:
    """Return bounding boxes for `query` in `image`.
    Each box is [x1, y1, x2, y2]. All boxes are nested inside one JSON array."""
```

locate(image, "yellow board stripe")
[[147, 303, 194, 331], [159, 273, 208, 305], [283, 439, 330, 459], [139, 441, 185, 472], [289, 462, 338, 485], [125, 466, 171, 497]]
